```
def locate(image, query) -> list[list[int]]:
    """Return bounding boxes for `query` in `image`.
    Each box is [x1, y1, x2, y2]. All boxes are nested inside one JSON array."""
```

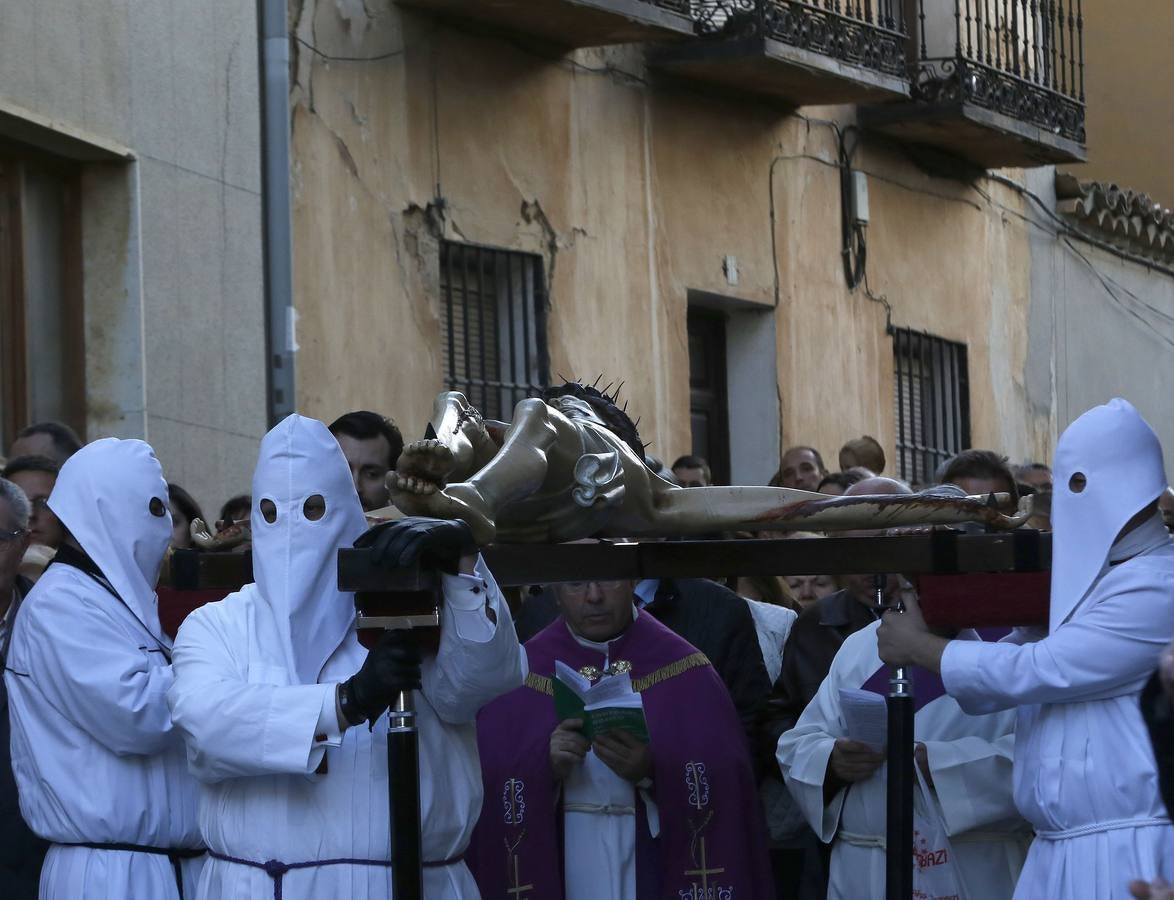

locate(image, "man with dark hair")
[[2, 457, 64, 549], [771, 446, 828, 492], [216, 495, 252, 531], [816, 471, 867, 496], [941, 449, 1019, 502], [327, 411, 404, 512], [0, 477, 48, 898], [670, 454, 711, 487], [7, 422, 82, 465]]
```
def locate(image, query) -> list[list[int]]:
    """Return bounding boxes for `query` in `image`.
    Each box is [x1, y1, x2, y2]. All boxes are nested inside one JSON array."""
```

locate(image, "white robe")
[[778, 621, 1028, 900], [558, 618, 658, 900], [4, 563, 204, 899], [941, 541, 1174, 899], [168, 557, 522, 900]]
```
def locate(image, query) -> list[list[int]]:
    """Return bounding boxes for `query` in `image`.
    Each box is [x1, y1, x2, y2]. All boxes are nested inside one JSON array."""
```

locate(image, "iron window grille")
[[438, 241, 550, 421], [892, 328, 970, 487]]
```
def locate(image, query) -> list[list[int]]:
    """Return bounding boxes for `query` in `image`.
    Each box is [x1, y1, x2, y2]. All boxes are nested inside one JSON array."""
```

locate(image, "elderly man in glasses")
[[0, 477, 49, 897], [468, 577, 773, 899]]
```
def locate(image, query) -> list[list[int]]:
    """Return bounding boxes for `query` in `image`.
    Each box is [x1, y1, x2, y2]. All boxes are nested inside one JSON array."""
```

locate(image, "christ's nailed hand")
[[592, 730, 653, 784], [551, 719, 590, 781]]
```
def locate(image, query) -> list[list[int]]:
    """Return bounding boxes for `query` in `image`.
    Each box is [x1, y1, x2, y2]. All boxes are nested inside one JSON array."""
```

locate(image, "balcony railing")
[[650, 1, 911, 105], [694, 0, 909, 80], [912, 0, 1085, 144]]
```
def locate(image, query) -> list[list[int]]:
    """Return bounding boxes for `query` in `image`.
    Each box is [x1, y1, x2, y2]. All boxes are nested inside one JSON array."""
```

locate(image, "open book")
[[553, 660, 650, 742]]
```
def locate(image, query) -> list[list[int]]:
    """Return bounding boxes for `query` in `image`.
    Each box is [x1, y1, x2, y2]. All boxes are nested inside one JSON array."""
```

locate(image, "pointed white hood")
[[251, 414, 369, 685], [1050, 398, 1168, 630], [48, 438, 173, 645]]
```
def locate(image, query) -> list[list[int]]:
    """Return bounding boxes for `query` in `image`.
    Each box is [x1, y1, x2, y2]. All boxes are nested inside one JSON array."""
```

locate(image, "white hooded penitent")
[[250, 414, 369, 685], [48, 437, 173, 646], [1049, 397, 1168, 630]]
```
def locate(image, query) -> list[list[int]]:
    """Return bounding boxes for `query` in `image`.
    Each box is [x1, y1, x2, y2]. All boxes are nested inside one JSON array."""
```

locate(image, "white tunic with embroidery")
[[168, 559, 522, 900], [778, 621, 1028, 900], [941, 539, 1174, 899], [559, 613, 658, 900]]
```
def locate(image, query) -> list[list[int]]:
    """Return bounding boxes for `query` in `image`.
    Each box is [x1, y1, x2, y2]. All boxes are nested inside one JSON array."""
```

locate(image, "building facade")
[[289, 0, 1173, 485], [0, 0, 266, 513], [1, 0, 1170, 506]]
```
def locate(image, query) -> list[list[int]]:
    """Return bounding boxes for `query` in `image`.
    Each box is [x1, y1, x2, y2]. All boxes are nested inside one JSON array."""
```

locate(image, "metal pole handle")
[[880, 575, 914, 900], [387, 689, 423, 900]]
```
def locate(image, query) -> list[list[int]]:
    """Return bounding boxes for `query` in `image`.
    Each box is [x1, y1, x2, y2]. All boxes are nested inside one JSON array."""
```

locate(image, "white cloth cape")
[[942, 535, 1174, 899], [778, 621, 1028, 900], [168, 557, 523, 900], [5, 438, 201, 899]]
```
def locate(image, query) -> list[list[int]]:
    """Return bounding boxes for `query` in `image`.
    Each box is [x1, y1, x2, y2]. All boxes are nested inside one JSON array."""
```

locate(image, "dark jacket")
[[758, 589, 878, 769], [642, 577, 773, 752], [1, 575, 48, 898], [1141, 669, 1174, 818], [514, 578, 772, 760]]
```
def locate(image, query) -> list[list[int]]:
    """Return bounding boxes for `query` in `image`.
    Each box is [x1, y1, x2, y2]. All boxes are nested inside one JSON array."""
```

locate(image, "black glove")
[[354, 516, 476, 574], [340, 629, 423, 727]]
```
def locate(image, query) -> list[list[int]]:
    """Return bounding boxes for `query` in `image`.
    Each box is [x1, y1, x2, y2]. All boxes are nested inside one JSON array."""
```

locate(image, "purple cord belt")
[[207, 849, 465, 900]]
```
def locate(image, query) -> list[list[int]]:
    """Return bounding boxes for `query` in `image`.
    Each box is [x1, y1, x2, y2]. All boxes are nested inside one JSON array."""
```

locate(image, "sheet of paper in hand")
[[553, 660, 650, 742], [839, 688, 888, 751]]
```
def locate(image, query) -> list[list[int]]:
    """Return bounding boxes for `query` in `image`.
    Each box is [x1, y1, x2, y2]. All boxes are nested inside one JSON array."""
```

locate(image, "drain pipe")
[[257, 0, 296, 425]]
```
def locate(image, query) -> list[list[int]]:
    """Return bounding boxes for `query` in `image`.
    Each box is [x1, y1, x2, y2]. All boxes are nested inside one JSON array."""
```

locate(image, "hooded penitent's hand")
[[354, 517, 476, 574], [1131, 878, 1174, 900], [340, 630, 423, 727], [877, 592, 948, 674]]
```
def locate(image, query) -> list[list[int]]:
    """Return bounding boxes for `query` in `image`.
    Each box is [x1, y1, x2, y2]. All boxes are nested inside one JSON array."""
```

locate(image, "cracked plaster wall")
[[290, 1, 1092, 473], [0, 0, 267, 514]]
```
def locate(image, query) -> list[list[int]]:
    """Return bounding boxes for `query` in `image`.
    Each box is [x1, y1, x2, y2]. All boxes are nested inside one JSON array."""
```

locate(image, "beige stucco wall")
[[1076, 0, 1174, 205], [0, 0, 267, 515], [290, 0, 1059, 479]]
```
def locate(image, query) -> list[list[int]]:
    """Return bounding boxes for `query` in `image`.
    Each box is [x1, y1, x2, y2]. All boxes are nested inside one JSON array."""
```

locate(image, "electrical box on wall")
[[850, 171, 870, 225]]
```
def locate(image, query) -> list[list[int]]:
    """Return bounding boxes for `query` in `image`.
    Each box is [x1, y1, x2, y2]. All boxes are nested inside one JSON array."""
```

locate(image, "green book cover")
[[553, 660, 649, 741]]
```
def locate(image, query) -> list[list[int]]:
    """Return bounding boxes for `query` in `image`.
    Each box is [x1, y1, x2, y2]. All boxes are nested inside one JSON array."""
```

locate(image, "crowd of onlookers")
[[3, 412, 1174, 900]]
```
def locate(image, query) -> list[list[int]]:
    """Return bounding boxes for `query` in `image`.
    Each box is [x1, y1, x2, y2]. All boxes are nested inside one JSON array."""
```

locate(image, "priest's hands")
[[829, 738, 885, 785], [593, 731, 653, 785], [340, 630, 423, 727], [876, 592, 948, 674], [551, 719, 590, 780]]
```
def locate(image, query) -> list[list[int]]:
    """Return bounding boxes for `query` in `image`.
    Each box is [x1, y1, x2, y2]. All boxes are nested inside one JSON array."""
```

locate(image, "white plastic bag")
[[911, 763, 964, 900]]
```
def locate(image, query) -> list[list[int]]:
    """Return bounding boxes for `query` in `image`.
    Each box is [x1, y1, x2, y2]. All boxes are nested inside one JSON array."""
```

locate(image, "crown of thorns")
[[540, 376, 647, 462]]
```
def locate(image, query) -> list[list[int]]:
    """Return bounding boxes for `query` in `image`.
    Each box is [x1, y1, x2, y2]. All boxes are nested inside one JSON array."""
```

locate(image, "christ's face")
[[556, 579, 636, 643], [552, 395, 609, 430]]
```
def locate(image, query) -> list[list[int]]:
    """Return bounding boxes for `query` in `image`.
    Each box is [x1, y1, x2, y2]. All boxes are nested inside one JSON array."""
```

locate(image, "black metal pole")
[[388, 690, 423, 900], [882, 576, 914, 900]]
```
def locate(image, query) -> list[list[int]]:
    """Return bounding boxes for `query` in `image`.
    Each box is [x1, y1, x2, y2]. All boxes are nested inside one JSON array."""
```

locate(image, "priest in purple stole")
[[468, 578, 773, 899]]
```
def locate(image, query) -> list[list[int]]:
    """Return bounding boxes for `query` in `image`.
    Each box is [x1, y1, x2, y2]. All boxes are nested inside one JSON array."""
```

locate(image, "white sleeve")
[[941, 574, 1174, 713], [921, 727, 1018, 836], [16, 592, 177, 757], [422, 555, 524, 725], [776, 650, 851, 843], [168, 605, 342, 783]]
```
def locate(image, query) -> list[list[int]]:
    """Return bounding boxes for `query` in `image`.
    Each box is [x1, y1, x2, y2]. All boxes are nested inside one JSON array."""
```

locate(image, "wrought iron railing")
[[691, 1, 909, 80], [913, 0, 1085, 143]]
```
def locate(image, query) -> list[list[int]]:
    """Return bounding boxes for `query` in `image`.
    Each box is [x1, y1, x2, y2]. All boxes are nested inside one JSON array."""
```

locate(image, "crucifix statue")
[[387, 385, 1029, 544]]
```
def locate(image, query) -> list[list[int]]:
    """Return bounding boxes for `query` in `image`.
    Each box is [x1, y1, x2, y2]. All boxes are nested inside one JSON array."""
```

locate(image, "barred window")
[[438, 242, 549, 420], [892, 328, 970, 487]]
